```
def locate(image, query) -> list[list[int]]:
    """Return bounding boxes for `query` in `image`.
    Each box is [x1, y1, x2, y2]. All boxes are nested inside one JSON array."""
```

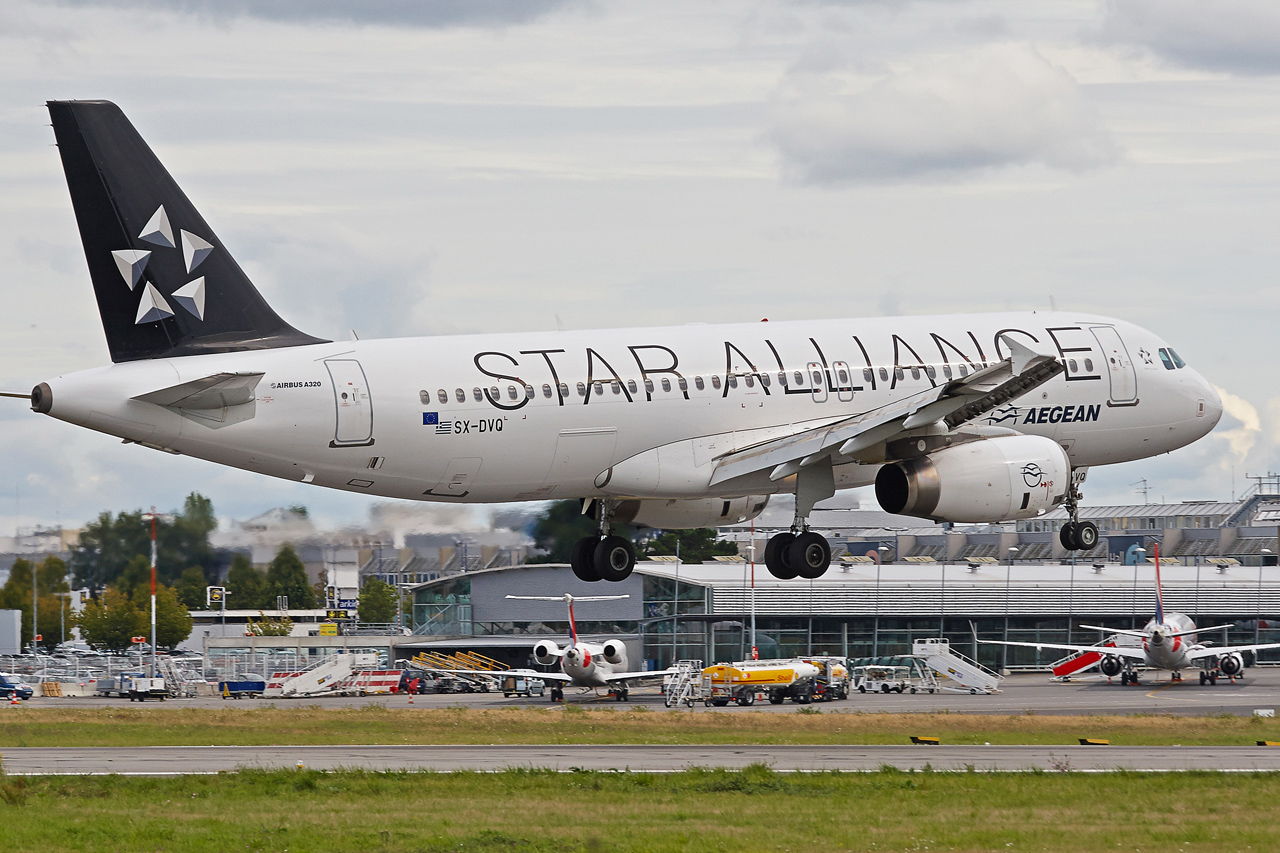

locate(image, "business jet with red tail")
[[986, 547, 1280, 685], [4, 101, 1224, 586]]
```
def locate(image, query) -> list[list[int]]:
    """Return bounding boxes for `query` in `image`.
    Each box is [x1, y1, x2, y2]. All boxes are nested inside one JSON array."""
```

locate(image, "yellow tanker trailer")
[[701, 660, 823, 706]]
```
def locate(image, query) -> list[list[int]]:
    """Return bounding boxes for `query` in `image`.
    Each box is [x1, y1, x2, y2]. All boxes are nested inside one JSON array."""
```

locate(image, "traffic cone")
[[9, 693, 18, 705]]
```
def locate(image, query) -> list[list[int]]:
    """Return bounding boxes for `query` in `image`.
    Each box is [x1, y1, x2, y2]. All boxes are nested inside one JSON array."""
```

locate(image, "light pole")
[[672, 539, 681, 667], [1133, 547, 1146, 630], [141, 508, 172, 678], [1258, 549, 1270, 647]]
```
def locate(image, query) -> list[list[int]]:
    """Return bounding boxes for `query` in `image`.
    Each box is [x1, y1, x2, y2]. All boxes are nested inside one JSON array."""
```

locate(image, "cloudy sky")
[[1, 0, 1278, 535]]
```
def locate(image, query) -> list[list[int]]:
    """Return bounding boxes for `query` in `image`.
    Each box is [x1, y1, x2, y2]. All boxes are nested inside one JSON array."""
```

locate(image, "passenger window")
[[455, 388, 465, 403], [894, 368, 904, 381], [558, 383, 569, 398], [678, 377, 689, 391], [612, 381, 622, 395], [878, 368, 888, 381], [576, 382, 586, 396], [759, 374, 769, 388], [1158, 348, 1175, 370], [644, 379, 655, 393], [778, 372, 787, 386], [863, 368, 873, 383], [958, 365, 968, 378], [1084, 358, 1094, 372], [473, 387, 483, 402], [542, 384, 553, 398], [491, 386, 500, 400], [910, 367, 920, 380], [593, 382, 604, 395], [507, 386, 518, 400], [437, 389, 448, 404], [728, 375, 738, 388], [837, 368, 848, 384], [793, 371, 804, 385], [627, 379, 637, 394], [743, 375, 753, 389], [662, 378, 672, 392], [924, 365, 935, 380], [1068, 359, 1078, 372], [711, 375, 722, 390], [1169, 348, 1186, 369], [694, 376, 705, 391], [419, 390, 430, 405], [943, 365, 952, 380], [811, 370, 822, 385]]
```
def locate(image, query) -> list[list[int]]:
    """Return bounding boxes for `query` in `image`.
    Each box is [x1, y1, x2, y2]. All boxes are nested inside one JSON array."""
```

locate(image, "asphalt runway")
[[17, 670, 1280, 716], [5, 743, 1280, 775]]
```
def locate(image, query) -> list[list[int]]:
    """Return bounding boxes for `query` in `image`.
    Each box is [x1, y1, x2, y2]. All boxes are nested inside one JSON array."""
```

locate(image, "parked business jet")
[[430, 594, 663, 701], [986, 547, 1280, 685], [5, 101, 1223, 584]]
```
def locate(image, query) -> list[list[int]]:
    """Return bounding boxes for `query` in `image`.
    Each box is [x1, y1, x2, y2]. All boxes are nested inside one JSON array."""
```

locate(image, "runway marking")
[[1145, 681, 1202, 701]]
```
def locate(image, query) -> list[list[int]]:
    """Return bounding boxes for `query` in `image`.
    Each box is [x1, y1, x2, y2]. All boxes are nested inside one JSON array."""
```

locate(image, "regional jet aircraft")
[[985, 547, 1280, 685], [3, 101, 1223, 585]]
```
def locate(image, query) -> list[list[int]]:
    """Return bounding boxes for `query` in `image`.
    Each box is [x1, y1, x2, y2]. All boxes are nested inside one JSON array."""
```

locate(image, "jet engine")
[[601, 640, 626, 666], [533, 640, 561, 667], [1218, 652, 1244, 677], [605, 496, 769, 529], [1099, 655, 1124, 677], [874, 434, 1069, 523]]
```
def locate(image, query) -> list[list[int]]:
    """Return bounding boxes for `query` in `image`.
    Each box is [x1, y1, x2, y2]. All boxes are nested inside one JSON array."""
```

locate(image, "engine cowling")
[[1218, 652, 1244, 676], [601, 640, 626, 666], [533, 640, 560, 667], [874, 434, 1069, 523], [1099, 655, 1124, 677], [609, 495, 769, 530]]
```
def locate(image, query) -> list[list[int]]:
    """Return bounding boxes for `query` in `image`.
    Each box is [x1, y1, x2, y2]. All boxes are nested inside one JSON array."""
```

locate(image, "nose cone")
[[1200, 377, 1224, 432]]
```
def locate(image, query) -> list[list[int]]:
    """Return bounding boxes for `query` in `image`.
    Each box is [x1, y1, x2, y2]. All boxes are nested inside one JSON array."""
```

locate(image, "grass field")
[[4, 704, 1280, 747], [2, 766, 1279, 852]]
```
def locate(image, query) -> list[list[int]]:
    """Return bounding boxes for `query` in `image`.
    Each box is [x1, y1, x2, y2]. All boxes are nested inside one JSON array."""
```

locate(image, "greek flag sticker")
[[423, 412, 438, 426]]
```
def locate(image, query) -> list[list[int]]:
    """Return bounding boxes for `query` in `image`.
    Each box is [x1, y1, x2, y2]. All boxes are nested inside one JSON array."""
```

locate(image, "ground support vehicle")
[[218, 679, 266, 699], [124, 675, 167, 701], [0, 673, 34, 701], [856, 665, 917, 694], [503, 675, 546, 698], [802, 656, 852, 701], [700, 659, 822, 706]]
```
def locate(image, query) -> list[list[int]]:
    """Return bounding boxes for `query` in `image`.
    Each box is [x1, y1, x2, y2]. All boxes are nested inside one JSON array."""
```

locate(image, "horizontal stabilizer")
[[133, 371, 264, 410]]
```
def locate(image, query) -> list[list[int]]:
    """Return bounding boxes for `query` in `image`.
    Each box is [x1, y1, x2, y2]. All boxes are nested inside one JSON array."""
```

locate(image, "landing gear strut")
[[570, 499, 637, 583], [1059, 471, 1099, 552], [764, 458, 834, 580]]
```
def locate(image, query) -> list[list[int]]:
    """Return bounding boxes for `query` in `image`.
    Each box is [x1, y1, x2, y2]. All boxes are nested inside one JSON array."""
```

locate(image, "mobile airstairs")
[[1048, 636, 1122, 681], [663, 659, 704, 707], [912, 638, 1003, 694], [264, 653, 379, 698]]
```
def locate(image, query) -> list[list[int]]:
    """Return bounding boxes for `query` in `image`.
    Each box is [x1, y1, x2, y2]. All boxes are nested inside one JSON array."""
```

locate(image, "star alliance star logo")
[[110, 204, 212, 325]]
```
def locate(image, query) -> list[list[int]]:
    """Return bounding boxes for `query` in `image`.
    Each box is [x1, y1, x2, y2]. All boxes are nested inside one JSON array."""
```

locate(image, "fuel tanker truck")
[[701, 658, 848, 706]]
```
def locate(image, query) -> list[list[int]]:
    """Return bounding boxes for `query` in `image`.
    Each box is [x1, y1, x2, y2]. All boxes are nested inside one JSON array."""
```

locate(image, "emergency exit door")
[[1090, 326, 1137, 405], [326, 359, 375, 447]]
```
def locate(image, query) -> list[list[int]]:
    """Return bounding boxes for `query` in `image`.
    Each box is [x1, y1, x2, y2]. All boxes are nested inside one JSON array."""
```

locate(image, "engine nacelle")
[[1218, 652, 1244, 676], [533, 640, 561, 667], [601, 640, 626, 666], [874, 434, 1069, 523], [1099, 655, 1124, 677], [609, 495, 769, 530]]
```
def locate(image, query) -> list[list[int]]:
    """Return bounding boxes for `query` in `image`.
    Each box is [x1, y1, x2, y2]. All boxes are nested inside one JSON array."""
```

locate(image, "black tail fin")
[[47, 100, 327, 362]]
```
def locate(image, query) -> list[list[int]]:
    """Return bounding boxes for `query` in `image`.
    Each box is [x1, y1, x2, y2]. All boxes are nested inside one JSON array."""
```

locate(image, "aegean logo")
[[1021, 463, 1045, 488]]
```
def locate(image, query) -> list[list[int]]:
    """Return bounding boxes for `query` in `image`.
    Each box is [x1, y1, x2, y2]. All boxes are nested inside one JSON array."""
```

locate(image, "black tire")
[[769, 691, 785, 705], [593, 535, 635, 582], [1075, 522, 1099, 550], [859, 685, 866, 693], [571, 536, 601, 582], [790, 532, 831, 579], [1198, 672, 1206, 685], [712, 699, 729, 707], [764, 533, 798, 579], [881, 684, 890, 694], [1059, 522, 1079, 551]]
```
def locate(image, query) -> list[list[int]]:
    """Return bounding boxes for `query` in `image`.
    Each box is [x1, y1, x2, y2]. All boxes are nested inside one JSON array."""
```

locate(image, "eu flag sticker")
[[423, 412, 438, 426]]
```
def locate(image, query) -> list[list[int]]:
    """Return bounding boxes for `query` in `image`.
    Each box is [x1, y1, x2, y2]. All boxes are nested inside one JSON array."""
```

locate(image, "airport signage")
[[319, 622, 338, 636], [207, 586, 225, 606], [131, 636, 147, 644], [326, 609, 351, 620], [338, 599, 358, 610]]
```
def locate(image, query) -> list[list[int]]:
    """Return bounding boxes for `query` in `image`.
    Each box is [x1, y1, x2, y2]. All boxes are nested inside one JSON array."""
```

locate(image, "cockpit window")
[[1158, 348, 1175, 370], [1168, 348, 1186, 369]]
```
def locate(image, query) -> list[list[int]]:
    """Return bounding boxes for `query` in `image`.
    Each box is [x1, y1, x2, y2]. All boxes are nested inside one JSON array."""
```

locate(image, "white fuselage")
[[1138, 613, 1201, 672], [38, 311, 1221, 505], [560, 641, 626, 688]]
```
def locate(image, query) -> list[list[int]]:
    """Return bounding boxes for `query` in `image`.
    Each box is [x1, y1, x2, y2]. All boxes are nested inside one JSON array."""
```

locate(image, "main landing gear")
[[570, 499, 637, 583], [1058, 471, 1099, 552], [764, 457, 835, 580]]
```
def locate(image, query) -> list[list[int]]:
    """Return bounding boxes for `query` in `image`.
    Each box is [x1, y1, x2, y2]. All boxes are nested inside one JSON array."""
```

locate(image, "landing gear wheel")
[[593, 535, 635, 582], [764, 533, 798, 579], [790, 532, 831, 579], [1059, 522, 1078, 551], [571, 537, 601, 582], [1074, 522, 1099, 550], [1199, 671, 1207, 685], [1120, 672, 1129, 686], [1209, 673, 1218, 685]]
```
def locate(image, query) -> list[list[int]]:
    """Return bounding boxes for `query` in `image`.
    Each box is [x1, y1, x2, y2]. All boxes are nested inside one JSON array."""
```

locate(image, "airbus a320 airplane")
[[4, 101, 1223, 584]]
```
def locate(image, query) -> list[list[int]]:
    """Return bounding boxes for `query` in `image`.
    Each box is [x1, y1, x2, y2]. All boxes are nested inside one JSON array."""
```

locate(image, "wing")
[[981, 639, 1148, 661], [1188, 642, 1280, 662], [603, 669, 677, 682], [708, 335, 1062, 487], [412, 666, 572, 683]]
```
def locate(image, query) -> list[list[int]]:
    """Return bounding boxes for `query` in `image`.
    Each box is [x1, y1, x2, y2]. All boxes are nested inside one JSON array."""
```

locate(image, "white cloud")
[[1098, 0, 1280, 75], [769, 43, 1118, 183]]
